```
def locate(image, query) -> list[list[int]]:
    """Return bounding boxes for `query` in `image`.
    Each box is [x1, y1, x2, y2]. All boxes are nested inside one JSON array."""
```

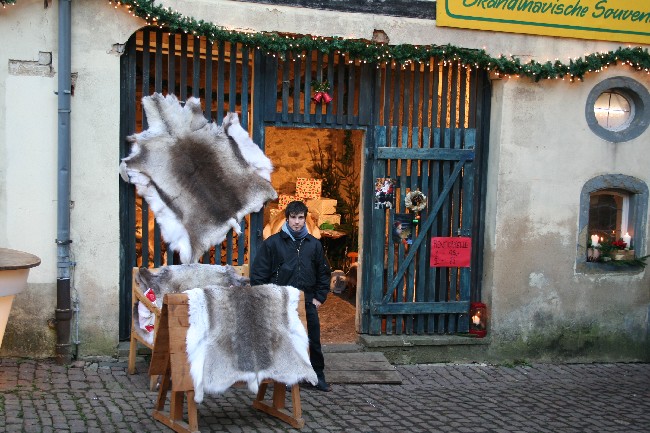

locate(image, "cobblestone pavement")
[[1, 357, 649, 433]]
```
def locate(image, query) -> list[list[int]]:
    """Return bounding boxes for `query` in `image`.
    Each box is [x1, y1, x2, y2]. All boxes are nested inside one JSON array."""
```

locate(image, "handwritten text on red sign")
[[430, 237, 471, 268]]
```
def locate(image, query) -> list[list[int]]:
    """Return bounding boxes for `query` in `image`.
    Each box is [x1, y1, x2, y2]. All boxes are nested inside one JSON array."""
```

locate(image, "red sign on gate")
[[430, 237, 471, 267]]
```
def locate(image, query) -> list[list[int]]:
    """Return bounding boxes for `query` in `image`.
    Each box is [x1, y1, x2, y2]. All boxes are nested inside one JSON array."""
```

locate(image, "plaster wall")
[[484, 68, 650, 361], [0, 0, 141, 357], [1, 0, 648, 359]]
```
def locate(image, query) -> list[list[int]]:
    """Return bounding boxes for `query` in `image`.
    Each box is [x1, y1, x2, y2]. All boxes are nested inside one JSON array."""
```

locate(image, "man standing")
[[250, 200, 332, 392]]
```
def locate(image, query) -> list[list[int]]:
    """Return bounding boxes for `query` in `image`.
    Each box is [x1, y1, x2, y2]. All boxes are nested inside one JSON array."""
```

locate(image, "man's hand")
[[312, 299, 322, 309]]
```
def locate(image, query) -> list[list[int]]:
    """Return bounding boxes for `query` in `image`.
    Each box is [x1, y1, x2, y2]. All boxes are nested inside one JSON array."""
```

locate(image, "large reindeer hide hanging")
[[119, 93, 277, 263], [185, 284, 318, 402]]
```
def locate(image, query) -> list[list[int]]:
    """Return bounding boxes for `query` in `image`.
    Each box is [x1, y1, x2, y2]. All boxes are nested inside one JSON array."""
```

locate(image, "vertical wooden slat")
[[369, 126, 387, 335], [281, 55, 290, 123], [179, 33, 188, 101], [336, 54, 345, 125], [382, 64, 392, 126], [447, 65, 460, 333], [238, 218, 247, 265], [385, 126, 399, 335], [192, 37, 201, 98], [226, 231, 233, 265], [204, 41, 213, 120], [303, 51, 312, 124], [346, 59, 355, 125], [326, 53, 335, 123], [141, 30, 151, 268], [241, 47, 250, 127], [459, 129, 476, 332], [167, 33, 176, 97], [229, 42, 237, 113], [153, 30, 163, 267], [418, 127, 432, 334], [165, 34, 175, 266], [315, 51, 324, 124], [250, 49, 270, 264], [119, 35, 137, 339], [293, 51, 302, 123], [392, 66, 401, 128], [216, 41, 225, 123]]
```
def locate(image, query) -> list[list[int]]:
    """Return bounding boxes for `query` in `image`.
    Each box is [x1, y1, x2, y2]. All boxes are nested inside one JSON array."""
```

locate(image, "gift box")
[[296, 178, 322, 199], [278, 194, 299, 210], [316, 213, 341, 227], [306, 198, 337, 215]]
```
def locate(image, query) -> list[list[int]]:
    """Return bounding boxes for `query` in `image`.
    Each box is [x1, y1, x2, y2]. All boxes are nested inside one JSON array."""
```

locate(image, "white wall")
[[485, 68, 650, 360]]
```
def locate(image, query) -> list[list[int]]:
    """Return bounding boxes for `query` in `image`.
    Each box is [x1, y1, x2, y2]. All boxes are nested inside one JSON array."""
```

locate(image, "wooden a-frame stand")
[[149, 293, 305, 433]]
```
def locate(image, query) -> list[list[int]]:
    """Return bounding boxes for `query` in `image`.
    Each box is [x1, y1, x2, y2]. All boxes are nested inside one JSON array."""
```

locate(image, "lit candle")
[[590, 234, 599, 247], [622, 232, 631, 249], [472, 315, 480, 325]]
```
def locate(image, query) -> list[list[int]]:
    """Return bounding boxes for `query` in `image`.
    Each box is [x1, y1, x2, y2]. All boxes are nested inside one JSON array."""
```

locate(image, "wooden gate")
[[119, 27, 490, 339], [365, 126, 477, 335]]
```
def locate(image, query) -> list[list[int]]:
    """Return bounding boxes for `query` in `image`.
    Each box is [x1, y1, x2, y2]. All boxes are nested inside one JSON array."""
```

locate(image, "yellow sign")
[[437, 0, 650, 44]]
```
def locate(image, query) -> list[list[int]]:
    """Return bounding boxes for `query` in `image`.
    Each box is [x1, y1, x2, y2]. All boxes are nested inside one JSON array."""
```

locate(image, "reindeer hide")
[[185, 284, 317, 402], [119, 93, 277, 263], [134, 264, 248, 299], [132, 264, 248, 345]]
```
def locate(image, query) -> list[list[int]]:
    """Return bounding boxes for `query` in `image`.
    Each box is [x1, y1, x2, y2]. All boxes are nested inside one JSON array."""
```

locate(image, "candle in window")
[[622, 232, 631, 248], [590, 234, 599, 247], [472, 314, 481, 325]]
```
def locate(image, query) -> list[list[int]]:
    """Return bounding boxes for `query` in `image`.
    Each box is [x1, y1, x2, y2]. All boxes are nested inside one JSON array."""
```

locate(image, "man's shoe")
[[314, 378, 332, 392]]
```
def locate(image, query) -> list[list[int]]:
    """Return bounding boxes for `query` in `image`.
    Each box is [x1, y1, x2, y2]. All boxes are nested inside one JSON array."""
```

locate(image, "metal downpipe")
[[56, 0, 73, 365]]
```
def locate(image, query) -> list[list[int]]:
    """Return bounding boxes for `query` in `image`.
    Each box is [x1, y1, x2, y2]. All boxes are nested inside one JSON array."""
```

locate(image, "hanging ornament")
[[311, 80, 332, 104], [405, 190, 427, 212]]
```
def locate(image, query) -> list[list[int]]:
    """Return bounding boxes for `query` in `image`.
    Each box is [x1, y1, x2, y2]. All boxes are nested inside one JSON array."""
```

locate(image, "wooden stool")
[[149, 293, 305, 432]]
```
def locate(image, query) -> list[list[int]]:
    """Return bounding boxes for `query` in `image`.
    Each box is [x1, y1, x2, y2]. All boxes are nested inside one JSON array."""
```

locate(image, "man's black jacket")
[[250, 230, 330, 304]]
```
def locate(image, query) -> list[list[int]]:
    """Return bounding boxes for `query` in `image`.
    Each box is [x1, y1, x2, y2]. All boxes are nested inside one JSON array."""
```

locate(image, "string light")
[[4, 0, 649, 82]]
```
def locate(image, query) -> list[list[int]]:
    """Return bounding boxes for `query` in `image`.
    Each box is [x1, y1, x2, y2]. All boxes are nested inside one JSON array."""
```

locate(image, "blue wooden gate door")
[[364, 125, 477, 335]]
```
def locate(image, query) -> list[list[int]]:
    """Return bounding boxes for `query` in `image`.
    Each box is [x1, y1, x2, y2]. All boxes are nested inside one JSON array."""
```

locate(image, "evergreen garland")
[[3, 0, 650, 82]]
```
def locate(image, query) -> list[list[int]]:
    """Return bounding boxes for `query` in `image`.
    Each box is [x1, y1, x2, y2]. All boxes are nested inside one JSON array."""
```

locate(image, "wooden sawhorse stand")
[[149, 293, 305, 433]]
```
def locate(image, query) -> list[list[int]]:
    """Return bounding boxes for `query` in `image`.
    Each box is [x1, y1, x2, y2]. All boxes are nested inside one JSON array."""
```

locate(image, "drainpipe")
[[55, 0, 72, 365]]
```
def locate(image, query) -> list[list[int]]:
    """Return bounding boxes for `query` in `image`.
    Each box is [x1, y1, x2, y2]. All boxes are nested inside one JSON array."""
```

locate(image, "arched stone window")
[[577, 174, 648, 273]]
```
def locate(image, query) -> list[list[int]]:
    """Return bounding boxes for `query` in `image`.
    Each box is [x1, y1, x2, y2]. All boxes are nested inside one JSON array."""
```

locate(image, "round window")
[[594, 91, 633, 131], [585, 77, 650, 142]]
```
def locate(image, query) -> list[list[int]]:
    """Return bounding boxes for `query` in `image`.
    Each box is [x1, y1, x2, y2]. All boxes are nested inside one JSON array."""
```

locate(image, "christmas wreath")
[[405, 190, 427, 212]]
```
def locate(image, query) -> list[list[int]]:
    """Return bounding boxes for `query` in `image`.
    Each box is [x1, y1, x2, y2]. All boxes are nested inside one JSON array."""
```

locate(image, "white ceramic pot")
[[0, 248, 41, 348]]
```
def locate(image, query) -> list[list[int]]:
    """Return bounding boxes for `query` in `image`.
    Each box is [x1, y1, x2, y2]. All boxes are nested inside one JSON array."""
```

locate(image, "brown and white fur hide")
[[185, 284, 317, 401], [132, 264, 248, 344], [134, 264, 248, 300], [119, 93, 278, 263]]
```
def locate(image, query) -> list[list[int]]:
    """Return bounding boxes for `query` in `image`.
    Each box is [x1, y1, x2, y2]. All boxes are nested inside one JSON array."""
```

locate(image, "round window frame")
[[585, 76, 650, 142]]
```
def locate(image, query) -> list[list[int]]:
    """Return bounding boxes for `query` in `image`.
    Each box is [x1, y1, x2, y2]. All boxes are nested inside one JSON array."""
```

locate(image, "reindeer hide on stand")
[[120, 93, 277, 263], [185, 284, 318, 402]]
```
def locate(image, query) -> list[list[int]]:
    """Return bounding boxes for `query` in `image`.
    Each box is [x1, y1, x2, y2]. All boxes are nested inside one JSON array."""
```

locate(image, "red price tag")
[[430, 237, 471, 268]]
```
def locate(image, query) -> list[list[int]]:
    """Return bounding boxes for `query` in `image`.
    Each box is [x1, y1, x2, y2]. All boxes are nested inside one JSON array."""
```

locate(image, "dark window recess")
[[588, 192, 624, 243], [230, 0, 437, 20]]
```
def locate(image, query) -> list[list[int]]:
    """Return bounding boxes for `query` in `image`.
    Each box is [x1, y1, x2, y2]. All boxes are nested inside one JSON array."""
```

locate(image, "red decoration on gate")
[[311, 81, 332, 104], [430, 237, 471, 267]]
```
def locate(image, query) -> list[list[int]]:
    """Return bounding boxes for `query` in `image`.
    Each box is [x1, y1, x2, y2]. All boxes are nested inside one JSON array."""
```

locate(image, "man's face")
[[287, 212, 306, 231]]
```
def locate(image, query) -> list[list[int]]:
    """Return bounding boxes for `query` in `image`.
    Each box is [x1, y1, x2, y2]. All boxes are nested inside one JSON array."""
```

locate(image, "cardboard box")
[[296, 178, 322, 199], [316, 213, 341, 227], [306, 198, 337, 215], [278, 194, 299, 210]]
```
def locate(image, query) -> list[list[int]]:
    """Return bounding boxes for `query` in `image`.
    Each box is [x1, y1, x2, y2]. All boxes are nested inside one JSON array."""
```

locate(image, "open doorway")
[[263, 126, 363, 344]]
